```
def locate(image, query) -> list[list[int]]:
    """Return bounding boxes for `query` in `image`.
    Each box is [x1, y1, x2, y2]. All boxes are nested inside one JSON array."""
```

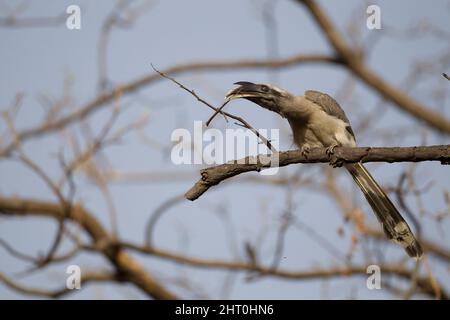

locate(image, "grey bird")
[[225, 81, 423, 259]]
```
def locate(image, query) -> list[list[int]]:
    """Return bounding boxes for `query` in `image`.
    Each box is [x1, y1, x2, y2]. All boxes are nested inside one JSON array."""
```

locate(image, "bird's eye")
[[261, 85, 269, 92]]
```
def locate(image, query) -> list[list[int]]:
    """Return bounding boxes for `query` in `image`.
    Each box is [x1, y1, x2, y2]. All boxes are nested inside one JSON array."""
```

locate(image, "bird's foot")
[[326, 145, 337, 157], [326, 145, 343, 168], [300, 144, 311, 158], [329, 157, 344, 168]]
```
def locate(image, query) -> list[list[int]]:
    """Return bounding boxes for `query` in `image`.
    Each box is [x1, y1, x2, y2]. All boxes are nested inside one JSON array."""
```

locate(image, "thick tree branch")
[[0, 272, 115, 299], [120, 242, 446, 299], [0, 197, 177, 300], [185, 145, 450, 201], [0, 14, 66, 28], [296, 0, 450, 134]]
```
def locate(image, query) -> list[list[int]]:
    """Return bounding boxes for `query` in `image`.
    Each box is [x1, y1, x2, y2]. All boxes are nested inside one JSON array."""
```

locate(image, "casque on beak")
[[225, 81, 262, 101]]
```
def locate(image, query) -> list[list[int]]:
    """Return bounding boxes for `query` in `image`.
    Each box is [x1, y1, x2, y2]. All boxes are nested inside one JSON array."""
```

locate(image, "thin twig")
[[145, 194, 186, 247], [152, 65, 278, 153], [151, 64, 228, 123], [2, 112, 71, 268], [443, 73, 450, 81], [206, 100, 230, 126]]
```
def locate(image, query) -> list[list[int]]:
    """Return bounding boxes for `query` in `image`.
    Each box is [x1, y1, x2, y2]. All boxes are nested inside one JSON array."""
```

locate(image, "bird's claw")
[[326, 145, 343, 167], [329, 157, 344, 168], [300, 145, 311, 158], [326, 145, 337, 157]]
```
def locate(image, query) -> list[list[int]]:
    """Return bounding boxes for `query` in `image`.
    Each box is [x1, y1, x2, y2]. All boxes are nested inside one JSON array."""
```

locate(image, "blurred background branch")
[[0, 0, 449, 300]]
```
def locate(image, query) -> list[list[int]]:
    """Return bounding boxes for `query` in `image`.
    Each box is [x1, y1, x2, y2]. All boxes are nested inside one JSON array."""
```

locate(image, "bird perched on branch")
[[225, 81, 423, 259]]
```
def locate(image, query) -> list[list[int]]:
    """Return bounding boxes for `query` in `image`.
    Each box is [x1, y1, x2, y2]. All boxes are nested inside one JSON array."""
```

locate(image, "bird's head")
[[225, 81, 293, 114]]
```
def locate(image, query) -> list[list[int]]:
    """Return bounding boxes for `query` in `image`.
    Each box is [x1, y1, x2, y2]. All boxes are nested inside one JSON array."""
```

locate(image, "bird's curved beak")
[[225, 81, 262, 101]]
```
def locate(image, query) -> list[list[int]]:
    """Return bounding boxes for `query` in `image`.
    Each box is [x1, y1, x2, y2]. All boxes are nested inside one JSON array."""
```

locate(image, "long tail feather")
[[345, 162, 423, 258]]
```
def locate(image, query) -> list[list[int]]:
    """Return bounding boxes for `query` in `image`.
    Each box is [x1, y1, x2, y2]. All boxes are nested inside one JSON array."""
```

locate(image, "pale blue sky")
[[0, 0, 449, 299]]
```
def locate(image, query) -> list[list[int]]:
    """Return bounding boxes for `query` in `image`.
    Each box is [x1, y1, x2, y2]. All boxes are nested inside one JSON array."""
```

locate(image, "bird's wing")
[[304, 90, 349, 123], [304, 90, 354, 138]]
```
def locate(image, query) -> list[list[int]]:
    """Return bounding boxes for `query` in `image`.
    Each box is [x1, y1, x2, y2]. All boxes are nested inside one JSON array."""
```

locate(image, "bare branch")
[[0, 197, 177, 300], [2, 112, 70, 267], [185, 145, 450, 201], [145, 194, 186, 247], [0, 238, 36, 264], [0, 271, 116, 298], [443, 73, 450, 82], [151, 64, 228, 123], [0, 54, 335, 158], [0, 13, 66, 28], [119, 242, 446, 299], [153, 65, 278, 153], [364, 228, 450, 263], [296, 0, 450, 134]]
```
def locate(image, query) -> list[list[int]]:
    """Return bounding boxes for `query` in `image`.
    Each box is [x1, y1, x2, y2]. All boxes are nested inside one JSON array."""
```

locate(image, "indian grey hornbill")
[[225, 81, 423, 259]]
